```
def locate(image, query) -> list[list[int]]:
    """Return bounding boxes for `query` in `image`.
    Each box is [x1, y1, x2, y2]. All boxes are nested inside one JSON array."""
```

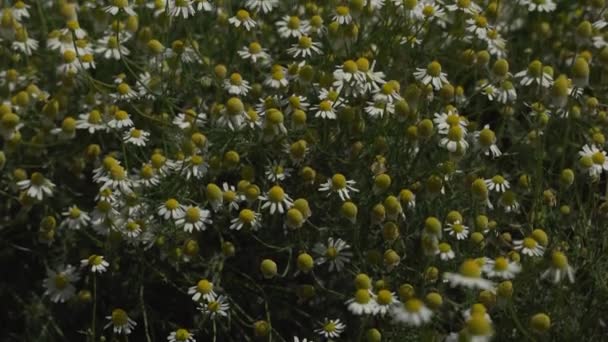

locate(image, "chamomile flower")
[[578, 144, 608, 178], [445, 221, 469, 240], [123, 128, 150, 146], [176, 205, 212, 233], [497, 190, 520, 213], [104, 309, 137, 335], [264, 66, 289, 89], [218, 97, 248, 130], [17, 172, 55, 201], [391, 298, 433, 326], [513, 237, 545, 257], [315, 318, 346, 339], [312, 100, 338, 120], [276, 15, 310, 39], [188, 279, 217, 302], [111, 83, 139, 102], [81, 255, 110, 274], [515, 60, 553, 88], [312, 237, 353, 272], [374, 290, 399, 316], [437, 242, 456, 260], [229, 9, 257, 31], [443, 259, 494, 290], [198, 295, 230, 319], [167, 328, 195, 342], [246, 0, 278, 13], [158, 198, 185, 220], [265, 161, 292, 182], [484, 175, 510, 193], [333, 6, 352, 25], [107, 110, 133, 129], [61, 206, 91, 230], [433, 109, 467, 135], [483, 256, 521, 279], [223, 73, 251, 96], [318, 174, 359, 201], [466, 15, 492, 40], [440, 126, 469, 153], [541, 251, 575, 284], [237, 42, 271, 64], [287, 36, 323, 59], [96, 35, 130, 60], [11, 1, 31, 21], [193, 0, 213, 12], [173, 110, 206, 130], [414, 61, 448, 90], [446, 0, 481, 14], [105, 0, 137, 16], [346, 289, 378, 316], [474, 125, 502, 158], [169, 0, 196, 18], [12, 27, 39, 56], [521, 0, 556, 12], [122, 219, 143, 239], [43, 265, 80, 303], [260, 185, 293, 214], [230, 208, 262, 231]]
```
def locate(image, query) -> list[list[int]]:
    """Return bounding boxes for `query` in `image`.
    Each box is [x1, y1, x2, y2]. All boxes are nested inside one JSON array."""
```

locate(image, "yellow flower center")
[[186, 207, 200, 222], [331, 173, 347, 189], [165, 198, 179, 210], [115, 110, 129, 121], [494, 257, 509, 271], [287, 16, 301, 29], [422, 5, 435, 17], [268, 185, 285, 202], [405, 298, 423, 312], [336, 5, 350, 16], [175, 329, 190, 341], [111, 308, 128, 326], [592, 151, 606, 165], [31, 172, 45, 186], [551, 251, 568, 269], [523, 237, 538, 249], [459, 259, 482, 278], [239, 209, 256, 224], [376, 290, 393, 305], [249, 42, 262, 54], [197, 279, 213, 293], [69, 207, 81, 218], [427, 61, 442, 77], [236, 9, 250, 21], [54, 274, 69, 289], [343, 60, 358, 74], [298, 36, 312, 48], [326, 246, 338, 259], [354, 289, 371, 304]]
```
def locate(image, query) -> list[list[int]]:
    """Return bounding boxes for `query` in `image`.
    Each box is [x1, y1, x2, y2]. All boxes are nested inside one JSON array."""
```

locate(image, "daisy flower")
[[60, 206, 91, 230], [122, 220, 143, 239], [98, 165, 133, 194], [237, 42, 271, 64], [181, 155, 208, 180], [514, 60, 553, 88], [264, 66, 289, 89], [391, 298, 433, 326], [43, 265, 80, 303], [346, 289, 378, 316], [474, 125, 502, 158], [229, 9, 257, 31], [484, 175, 510, 193], [315, 318, 346, 339], [579, 144, 608, 178], [443, 259, 495, 290], [218, 97, 248, 130], [312, 237, 353, 272], [105, 0, 137, 16], [104, 309, 137, 335], [223, 73, 251, 96], [276, 15, 310, 38], [193, 0, 213, 12], [483, 256, 521, 279], [12, 27, 39, 56], [123, 128, 150, 146], [167, 328, 195, 342], [439, 126, 469, 153], [11, 1, 31, 21], [188, 279, 217, 302], [245, 0, 278, 13], [513, 237, 545, 257], [230, 209, 262, 231], [265, 161, 292, 182], [81, 255, 110, 274], [107, 110, 134, 129], [541, 251, 575, 284], [169, 0, 196, 18], [333, 6, 352, 25], [111, 83, 139, 102], [259, 185, 293, 214], [318, 174, 359, 201], [287, 36, 323, 59], [497, 190, 520, 213], [437, 242, 455, 260], [463, 312, 494, 342], [466, 15, 492, 40], [17, 172, 55, 201], [433, 109, 467, 135], [446, 0, 481, 14], [445, 221, 469, 240], [414, 61, 448, 90], [96, 35, 130, 60], [158, 198, 185, 220], [173, 110, 206, 130], [374, 290, 399, 316], [521, 0, 556, 12], [175, 205, 212, 233], [198, 295, 230, 320], [312, 100, 338, 120]]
